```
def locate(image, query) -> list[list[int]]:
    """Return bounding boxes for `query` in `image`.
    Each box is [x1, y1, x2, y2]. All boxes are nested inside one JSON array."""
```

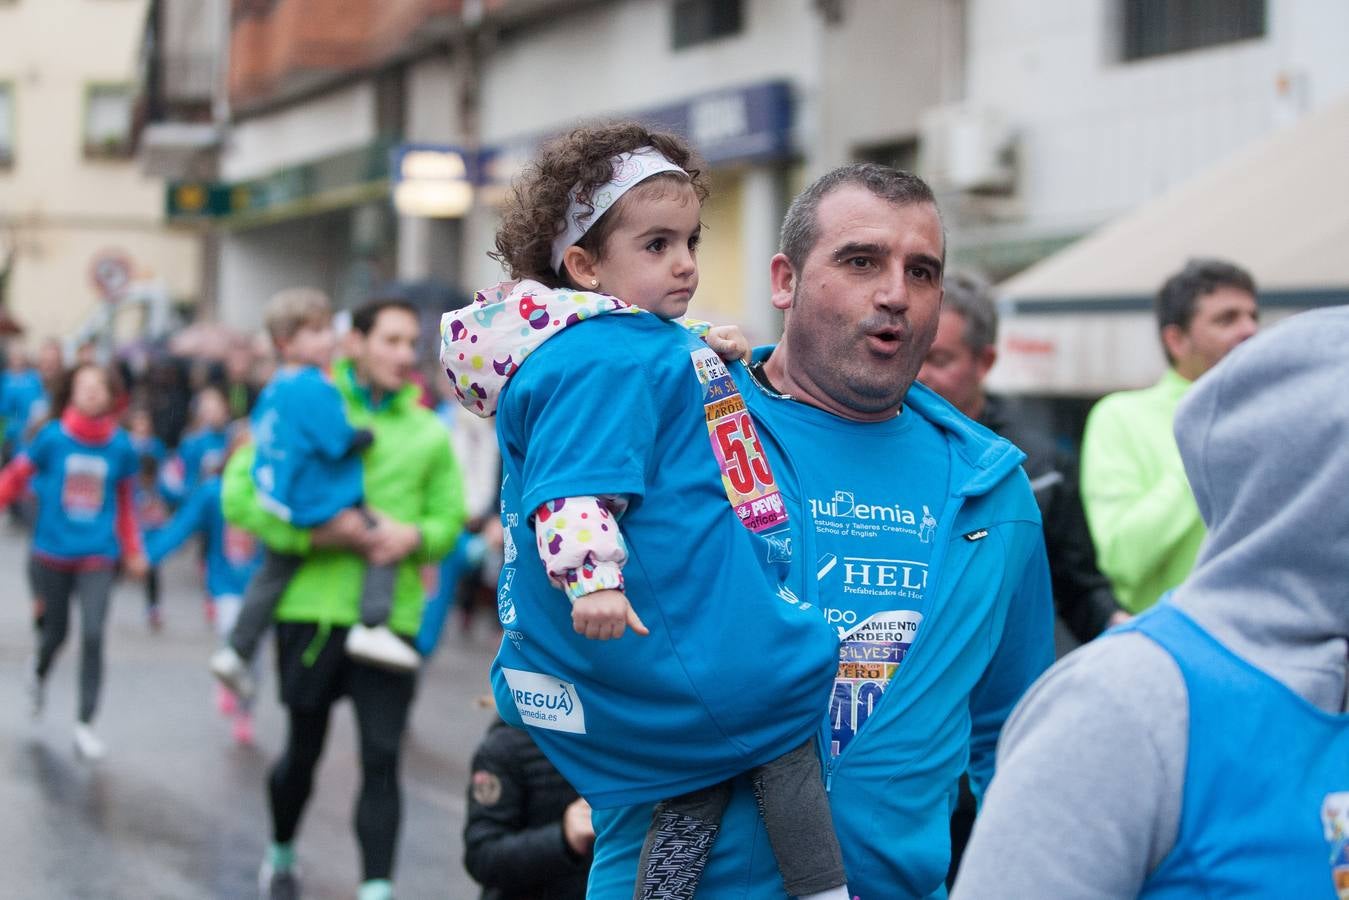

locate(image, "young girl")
[[441, 124, 847, 900], [0, 364, 147, 760], [126, 405, 171, 630], [146, 424, 264, 744]]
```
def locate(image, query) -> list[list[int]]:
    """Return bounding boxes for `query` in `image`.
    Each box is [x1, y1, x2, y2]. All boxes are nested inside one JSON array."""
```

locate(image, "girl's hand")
[[704, 325, 752, 363], [571, 589, 648, 640], [124, 554, 150, 580]]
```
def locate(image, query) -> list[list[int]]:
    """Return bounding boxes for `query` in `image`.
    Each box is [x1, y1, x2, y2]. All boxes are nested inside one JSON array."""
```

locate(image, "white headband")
[[549, 146, 688, 274]]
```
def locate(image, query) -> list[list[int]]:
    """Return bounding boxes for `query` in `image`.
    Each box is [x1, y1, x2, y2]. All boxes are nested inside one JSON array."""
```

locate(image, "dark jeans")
[[267, 622, 417, 880]]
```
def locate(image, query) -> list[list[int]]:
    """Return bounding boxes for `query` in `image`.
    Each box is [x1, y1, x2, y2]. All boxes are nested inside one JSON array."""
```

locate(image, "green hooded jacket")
[[222, 358, 466, 635]]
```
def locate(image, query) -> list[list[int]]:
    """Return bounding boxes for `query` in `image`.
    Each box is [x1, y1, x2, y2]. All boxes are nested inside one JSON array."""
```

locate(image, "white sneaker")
[[345, 624, 421, 672], [73, 723, 105, 761], [210, 646, 256, 701], [258, 859, 302, 900], [24, 660, 43, 718]]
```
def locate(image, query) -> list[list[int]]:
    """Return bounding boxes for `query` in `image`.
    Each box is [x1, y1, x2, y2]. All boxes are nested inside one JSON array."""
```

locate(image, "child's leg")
[[748, 740, 847, 897], [353, 504, 396, 627], [634, 780, 733, 900], [74, 568, 116, 725], [31, 559, 76, 679], [229, 548, 302, 660]]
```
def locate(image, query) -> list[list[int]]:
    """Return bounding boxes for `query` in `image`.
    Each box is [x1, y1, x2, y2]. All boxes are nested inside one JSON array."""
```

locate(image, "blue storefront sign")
[[478, 79, 795, 188]]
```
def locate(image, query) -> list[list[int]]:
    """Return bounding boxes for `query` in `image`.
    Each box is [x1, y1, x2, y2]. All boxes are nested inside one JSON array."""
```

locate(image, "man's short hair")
[[1156, 258, 1257, 333], [264, 287, 331, 345], [942, 271, 999, 353], [779, 163, 941, 272], [350, 297, 419, 336]]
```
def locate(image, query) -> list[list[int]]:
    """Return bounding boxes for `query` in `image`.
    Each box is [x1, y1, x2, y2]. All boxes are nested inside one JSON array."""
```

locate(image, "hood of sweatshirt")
[[1171, 305, 1349, 712], [439, 279, 641, 417]]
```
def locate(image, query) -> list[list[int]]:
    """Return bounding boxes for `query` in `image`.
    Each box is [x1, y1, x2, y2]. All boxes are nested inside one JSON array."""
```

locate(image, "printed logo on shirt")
[[497, 568, 518, 627], [501, 667, 587, 734], [808, 490, 937, 543], [689, 347, 788, 534], [61, 453, 109, 520], [762, 528, 793, 563], [1322, 792, 1349, 898], [502, 524, 518, 565], [222, 525, 257, 565], [829, 609, 923, 756], [828, 556, 930, 601]]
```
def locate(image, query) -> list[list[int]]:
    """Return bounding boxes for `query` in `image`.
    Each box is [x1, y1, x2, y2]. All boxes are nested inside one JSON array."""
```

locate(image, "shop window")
[[673, 0, 743, 50], [83, 84, 135, 159], [0, 84, 13, 167], [1121, 0, 1266, 61]]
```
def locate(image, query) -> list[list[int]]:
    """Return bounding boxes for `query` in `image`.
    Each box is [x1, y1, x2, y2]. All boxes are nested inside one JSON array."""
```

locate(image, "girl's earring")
[[591, 279, 599, 288]]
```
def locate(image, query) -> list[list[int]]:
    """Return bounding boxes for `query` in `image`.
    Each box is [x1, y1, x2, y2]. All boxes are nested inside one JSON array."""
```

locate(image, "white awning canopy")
[[988, 93, 1349, 396]]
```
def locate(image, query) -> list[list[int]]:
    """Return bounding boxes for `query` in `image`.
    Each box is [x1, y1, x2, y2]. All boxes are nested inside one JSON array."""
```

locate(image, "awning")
[[988, 92, 1349, 396]]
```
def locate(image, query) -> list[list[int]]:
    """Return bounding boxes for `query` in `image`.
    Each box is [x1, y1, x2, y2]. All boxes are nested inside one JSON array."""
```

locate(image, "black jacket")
[[464, 720, 590, 900], [980, 395, 1122, 643]]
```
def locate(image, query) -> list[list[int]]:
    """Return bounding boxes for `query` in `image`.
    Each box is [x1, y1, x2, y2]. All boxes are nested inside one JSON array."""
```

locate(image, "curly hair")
[[490, 122, 710, 289]]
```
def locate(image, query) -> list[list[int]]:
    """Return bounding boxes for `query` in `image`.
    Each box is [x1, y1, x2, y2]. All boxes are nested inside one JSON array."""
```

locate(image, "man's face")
[[919, 309, 995, 420], [1167, 286, 1260, 380], [353, 307, 420, 394], [771, 187, 945, 420]]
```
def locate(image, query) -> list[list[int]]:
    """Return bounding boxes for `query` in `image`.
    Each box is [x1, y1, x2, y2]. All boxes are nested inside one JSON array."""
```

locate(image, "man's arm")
[[220, 446, 313, 556], [952, 635, 1186, 899], [966, 528, 1054, 801], [1044, 453, 1127, 641], [1079, 399, 1203, 613]]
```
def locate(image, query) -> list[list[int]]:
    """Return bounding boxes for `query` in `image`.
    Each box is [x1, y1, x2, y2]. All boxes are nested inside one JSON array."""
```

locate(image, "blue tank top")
[[1131, 603, 1349, 899]]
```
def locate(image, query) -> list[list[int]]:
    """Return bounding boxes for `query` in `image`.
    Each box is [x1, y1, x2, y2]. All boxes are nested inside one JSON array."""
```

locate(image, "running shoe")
[[232, 712, 255, 746], [258, 861, 301, 900], [215, 682, 239, 716], [73, 723, 106, 761], [345, 624, 420, 672], [209, 646, 256, 701]]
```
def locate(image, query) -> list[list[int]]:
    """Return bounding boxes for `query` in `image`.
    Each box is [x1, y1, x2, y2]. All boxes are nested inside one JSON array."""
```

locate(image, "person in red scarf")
[[0, 363, 147, 760]]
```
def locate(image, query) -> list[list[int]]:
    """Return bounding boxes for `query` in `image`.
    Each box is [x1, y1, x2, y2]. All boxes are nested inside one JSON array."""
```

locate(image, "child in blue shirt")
[[210, 288, 417, 700], [126, 405, 172, 630], [0, 363, 147, 760], [441, 124, 846, 900]]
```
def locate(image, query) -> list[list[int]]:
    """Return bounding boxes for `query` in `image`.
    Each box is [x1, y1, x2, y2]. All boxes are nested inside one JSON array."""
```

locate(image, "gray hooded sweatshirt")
[[951, 306, 1349, 897]]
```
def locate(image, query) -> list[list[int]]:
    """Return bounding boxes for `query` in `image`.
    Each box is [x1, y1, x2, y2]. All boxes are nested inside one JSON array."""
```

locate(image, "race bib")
[[689, 347, 788, 533], [830, 609, 923, 756], [1324, 792, 1349, 899], [62, 454, 109, 521]]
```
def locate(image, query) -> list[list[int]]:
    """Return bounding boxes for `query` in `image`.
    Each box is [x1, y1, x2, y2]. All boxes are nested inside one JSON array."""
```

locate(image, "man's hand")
[[562, 798, 595, 856], [311, 508, 375, 551], [571, 589, 648, 640], [703, 324, 752, 363], [367, 520, 423, 567]]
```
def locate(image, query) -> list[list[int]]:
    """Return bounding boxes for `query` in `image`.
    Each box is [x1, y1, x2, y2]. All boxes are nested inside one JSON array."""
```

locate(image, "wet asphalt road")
[[0, 522, 499, 899]]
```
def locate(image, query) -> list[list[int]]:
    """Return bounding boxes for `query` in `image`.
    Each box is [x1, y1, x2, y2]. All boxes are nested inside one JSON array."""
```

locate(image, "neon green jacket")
[[222, 359, 466, 635], [1079, 368, 1204, 613]]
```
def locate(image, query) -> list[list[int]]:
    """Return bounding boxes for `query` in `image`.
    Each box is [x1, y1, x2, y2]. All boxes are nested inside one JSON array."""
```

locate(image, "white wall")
[[221, 81, 377, 180], [216, 215, 347, 329], [964, 0, 1349, 236], [479, 0, 818, 142]]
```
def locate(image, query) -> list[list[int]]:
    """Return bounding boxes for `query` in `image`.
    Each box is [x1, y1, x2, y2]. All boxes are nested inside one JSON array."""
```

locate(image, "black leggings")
[[268, 650, 416, 880], [29, 557, 115, 724]]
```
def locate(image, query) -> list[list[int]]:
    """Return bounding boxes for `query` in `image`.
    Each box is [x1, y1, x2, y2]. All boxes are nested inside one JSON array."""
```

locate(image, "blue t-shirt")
[[1, 369, 47, 448], [177, 428, 228, 488], [251, 365, 364, 526], [147, 476, 262, 598], [490, 314, 838, 809], [130, 433, 168, 464], [24, 420, 139, 561]]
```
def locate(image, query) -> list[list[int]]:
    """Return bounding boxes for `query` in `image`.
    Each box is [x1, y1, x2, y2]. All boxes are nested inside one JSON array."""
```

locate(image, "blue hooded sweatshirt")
[[586, 362, 1055, 899]]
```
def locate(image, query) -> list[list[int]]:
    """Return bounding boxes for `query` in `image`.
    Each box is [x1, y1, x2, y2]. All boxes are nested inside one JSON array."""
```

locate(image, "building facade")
[[0, 0, 201, 347]]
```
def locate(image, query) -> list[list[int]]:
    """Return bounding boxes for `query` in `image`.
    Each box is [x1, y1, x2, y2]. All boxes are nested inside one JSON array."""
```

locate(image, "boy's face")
[[282, 317, 337, 369]]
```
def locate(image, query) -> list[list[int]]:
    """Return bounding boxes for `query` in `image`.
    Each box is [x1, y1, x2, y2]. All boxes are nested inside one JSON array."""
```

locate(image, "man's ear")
[[561, 246, 601, 289], [1160, 323, 1189, 364], [976, 344, 998, 381], [769, 254, 797, 311]]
